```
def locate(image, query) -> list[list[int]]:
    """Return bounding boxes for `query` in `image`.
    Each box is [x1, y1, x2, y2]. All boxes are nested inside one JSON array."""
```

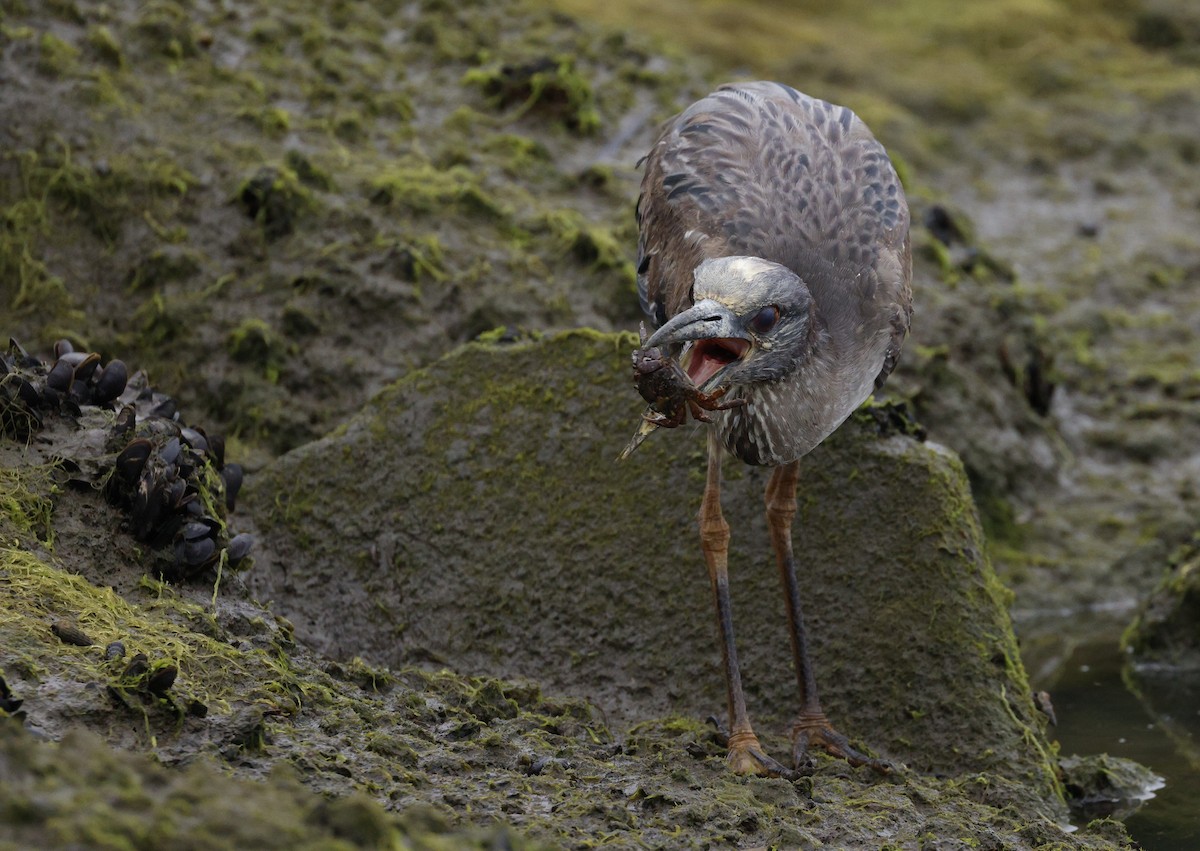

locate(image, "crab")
[[631, 322, 745, 428]]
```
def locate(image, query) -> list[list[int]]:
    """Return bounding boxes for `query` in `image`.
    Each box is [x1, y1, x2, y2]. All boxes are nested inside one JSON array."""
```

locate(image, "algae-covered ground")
[[1, 0, 1197, 846], [0, 331, 1133, 849]]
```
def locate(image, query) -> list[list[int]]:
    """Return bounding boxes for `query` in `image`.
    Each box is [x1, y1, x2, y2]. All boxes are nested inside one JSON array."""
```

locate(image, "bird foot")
[[791, 712, 891, 774], [706, 716, 805, 780]]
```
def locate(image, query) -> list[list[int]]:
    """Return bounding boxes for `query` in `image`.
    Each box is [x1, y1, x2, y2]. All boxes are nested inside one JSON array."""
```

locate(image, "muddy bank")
[[0, 333, 1131, 848]]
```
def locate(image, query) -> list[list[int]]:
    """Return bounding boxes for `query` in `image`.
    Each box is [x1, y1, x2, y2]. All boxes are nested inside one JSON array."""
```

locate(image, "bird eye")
[[750, 305, 780, 334]]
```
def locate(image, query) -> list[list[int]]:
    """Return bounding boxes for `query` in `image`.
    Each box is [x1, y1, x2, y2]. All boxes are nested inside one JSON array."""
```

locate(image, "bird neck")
[[716, 344, 874, 467]]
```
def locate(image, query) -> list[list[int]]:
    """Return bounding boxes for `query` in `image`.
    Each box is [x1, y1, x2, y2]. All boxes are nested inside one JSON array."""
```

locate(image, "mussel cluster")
[[1, 338, 127, 438], [1, 336, 252, 582]]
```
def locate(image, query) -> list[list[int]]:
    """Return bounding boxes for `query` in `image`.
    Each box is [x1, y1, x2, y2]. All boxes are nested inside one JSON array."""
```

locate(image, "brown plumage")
[[632, 82, 912, 776]]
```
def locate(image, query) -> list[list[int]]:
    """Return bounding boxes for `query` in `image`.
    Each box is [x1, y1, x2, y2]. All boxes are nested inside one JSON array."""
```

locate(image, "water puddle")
[[1045, 640, 1200, 850]]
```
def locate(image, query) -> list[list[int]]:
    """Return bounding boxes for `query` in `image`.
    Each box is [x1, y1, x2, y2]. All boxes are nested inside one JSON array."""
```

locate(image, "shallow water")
[[1048, 640, 1200, 850]]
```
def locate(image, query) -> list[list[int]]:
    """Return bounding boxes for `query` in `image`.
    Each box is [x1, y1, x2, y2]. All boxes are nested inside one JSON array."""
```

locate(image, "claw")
[[792, 713, 891, 774], [705, 717, 809, 781]]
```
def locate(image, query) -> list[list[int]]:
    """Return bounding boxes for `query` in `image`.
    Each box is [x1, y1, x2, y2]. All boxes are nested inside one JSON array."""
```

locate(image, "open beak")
[[645, 299, 750, 390]]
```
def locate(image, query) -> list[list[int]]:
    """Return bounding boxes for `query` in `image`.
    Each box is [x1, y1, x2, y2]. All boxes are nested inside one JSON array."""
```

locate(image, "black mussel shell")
[[54, 339, 74, 358], [68, 378, 90, 405], [160, 436, 182, 466], [59, 351, 100, 382], [181, 520, 217, 542], [93, 359, 128, 404], [115, 438, 153, 486], [132, 473, 169, 540], [145, 664, 177, 696], [226, 533, 254, 564], [175, 535, 217, 569], [180, 426, 208, 454], [14, 375, 40, 408], [8, 338, 38, 368], [111, 404, 136, 441], [165, 476, 187, 508], [221, 463, 243, 511], [151, 397, 177, 419], [207, 433, 226, 469], [46, 359, 74, 392], [121, 652, 150, 681]]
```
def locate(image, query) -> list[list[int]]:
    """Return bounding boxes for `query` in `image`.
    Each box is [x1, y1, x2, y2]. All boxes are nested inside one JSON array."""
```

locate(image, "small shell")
[[46, 359, 74, 392], [111, 404, 137, 441], [55, 351, 99, 382], [145, 663, 178, 696], [221, 463, 244, 511], [180, 426, 208, 453], [207, 434, 226, 468], [51, 620, 94, 647], [115, 438, 153, 484], [104, 640, 126, 661], [121, 652, 149, 679], [92, 359, 128, 404], [226, 533, 254, 564], [53, 339, 75, 358]]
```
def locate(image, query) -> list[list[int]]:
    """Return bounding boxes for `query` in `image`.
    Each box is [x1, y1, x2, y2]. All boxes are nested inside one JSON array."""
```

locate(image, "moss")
[[133, 0, 200, 60], [0, 549, 304, 726], [36, 32, 80, 78], [283, 151, 335, 192], [237, 166, 312, 242], [464, 56, 601, 134], [0, 723, 542, 849], [238, 106, 292, 137], [86, 25, 126, 69], [125, 248, 203, 292], [1121, 532, 1200, 668], [539, 208, 633, 273], [227, 319, 288, 383], [0, 465, 56, 547], [369, 158, 504, 218]]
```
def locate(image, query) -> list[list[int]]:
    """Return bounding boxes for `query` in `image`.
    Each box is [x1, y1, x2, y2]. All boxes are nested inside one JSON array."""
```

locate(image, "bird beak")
[[645, 299, 751, 390]]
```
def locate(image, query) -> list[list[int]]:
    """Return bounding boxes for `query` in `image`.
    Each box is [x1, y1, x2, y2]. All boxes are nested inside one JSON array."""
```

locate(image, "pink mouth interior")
[[686, 338, 749, 388]]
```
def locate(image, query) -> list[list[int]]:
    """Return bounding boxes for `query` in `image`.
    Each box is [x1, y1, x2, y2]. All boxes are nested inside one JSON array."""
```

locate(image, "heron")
[[633, 81, 912, 776]]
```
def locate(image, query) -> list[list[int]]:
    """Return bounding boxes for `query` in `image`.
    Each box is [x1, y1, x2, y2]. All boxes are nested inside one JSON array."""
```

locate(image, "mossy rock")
[[0, 331, 1135, 848], [248, 329, 1062, 814], [1122, 532, 1200, 670]]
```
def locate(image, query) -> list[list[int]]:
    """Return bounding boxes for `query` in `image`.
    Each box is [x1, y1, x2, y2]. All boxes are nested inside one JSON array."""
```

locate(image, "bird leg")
[[700, 433, 794, 778], [764, 461, 891, 774]]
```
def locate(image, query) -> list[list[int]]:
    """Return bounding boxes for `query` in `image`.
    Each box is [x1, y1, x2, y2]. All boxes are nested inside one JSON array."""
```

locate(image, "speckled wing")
[[636, 81, 912, 385]]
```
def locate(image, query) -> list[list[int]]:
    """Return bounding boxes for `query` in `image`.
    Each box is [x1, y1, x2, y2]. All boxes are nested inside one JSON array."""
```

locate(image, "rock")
[[248, 330, 1067, 818], [1059, 753, 1164, 821], [0, 330, 1137, 849], [1122, 533, 1200, 670]]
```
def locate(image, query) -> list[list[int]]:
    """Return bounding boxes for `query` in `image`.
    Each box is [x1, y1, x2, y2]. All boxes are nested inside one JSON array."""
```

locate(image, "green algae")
[[0, 722, 544, 850], [464, 56, 602, 134], [369, 158, 503, 219]]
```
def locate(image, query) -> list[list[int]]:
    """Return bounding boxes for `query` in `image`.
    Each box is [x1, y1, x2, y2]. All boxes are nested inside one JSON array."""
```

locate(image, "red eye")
[[750, 305, 780, 334]]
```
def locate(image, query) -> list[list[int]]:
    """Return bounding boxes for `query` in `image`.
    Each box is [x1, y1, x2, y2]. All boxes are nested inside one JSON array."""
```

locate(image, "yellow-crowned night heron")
[[635, 81, 912, 775]]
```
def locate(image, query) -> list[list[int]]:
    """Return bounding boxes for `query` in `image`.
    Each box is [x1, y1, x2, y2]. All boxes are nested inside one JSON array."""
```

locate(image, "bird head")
[[645, 256, 815, 394]]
